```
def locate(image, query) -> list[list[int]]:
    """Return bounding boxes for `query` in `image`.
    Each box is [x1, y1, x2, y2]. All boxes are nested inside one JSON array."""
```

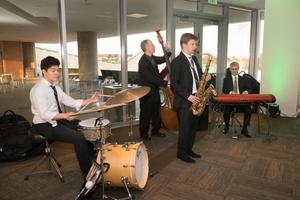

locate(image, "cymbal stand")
[[96, 114, 110, 200], [127, 103, 134, 142], [75, 114, 105, 200]]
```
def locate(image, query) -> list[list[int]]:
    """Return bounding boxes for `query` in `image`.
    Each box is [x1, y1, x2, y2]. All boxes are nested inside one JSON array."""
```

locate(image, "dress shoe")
[[176, 155, 196, 163], [140, 135, 151, 140], [241, 128, 251, 138], [152, 132, 166, 137], [188, 151, 202, 158], [242, 132, 251, 138], [223, 126, 229, 134]]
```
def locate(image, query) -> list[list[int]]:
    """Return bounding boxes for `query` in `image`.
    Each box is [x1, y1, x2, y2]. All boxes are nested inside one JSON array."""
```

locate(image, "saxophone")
[[191, 53, 217, 116]]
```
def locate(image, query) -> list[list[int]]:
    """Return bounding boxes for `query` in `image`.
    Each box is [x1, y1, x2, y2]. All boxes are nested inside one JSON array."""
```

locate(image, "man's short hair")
[[180, 33, 198, 47], [230, 62, 239, 68], [140, 39, 150, 52], [40, 56, 60, 71]]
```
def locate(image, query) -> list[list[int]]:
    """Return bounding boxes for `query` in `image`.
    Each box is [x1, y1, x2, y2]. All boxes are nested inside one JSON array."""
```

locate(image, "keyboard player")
[[222, 62, 252, 138]]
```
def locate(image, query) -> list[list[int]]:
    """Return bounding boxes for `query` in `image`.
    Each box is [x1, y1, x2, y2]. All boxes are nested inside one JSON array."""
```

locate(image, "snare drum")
[[78, 117, 111, 141], [97, 142, 149, 189]]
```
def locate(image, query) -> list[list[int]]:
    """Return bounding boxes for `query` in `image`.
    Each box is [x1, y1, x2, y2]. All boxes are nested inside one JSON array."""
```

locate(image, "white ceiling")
[[0, 0, 264, 43]]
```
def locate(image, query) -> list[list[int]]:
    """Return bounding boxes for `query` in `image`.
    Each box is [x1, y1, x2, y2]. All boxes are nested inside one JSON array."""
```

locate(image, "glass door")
[[174, 16, 219, 84]]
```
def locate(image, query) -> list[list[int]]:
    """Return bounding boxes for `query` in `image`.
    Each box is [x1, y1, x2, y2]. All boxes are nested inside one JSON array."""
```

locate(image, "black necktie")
[[50, 85, 62, 113], [190, 58, 199, 86]]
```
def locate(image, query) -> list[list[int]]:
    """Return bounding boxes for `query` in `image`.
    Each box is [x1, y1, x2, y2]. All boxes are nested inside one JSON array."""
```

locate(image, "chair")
[[229, 107, 243, 139], [24, 128, 64, 182]]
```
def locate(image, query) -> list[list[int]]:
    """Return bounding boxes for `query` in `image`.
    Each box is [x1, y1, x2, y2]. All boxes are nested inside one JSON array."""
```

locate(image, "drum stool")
[[24, 128, 64, 182]]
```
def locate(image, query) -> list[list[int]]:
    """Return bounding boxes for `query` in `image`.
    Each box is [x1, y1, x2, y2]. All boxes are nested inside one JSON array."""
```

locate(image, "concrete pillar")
[[261, 0, 300, 117], [22, 42, 36, 78], [77, 31, 98, 81]]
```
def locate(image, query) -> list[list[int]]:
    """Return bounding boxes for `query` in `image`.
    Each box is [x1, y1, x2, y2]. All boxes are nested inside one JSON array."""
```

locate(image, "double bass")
[[155, 28, 179, 131]]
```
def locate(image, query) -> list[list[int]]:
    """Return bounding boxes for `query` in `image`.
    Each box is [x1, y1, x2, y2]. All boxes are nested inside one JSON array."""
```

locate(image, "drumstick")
[[78, 101, 91, 112], [98, 94, 114, 97], [89, 91, 114, 98], [78, 92, 113, 113]]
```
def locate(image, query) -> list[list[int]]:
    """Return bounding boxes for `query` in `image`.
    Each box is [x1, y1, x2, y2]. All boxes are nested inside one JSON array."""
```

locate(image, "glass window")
[[127, 0, 167, 122], [174, 0, 197, 11], [227, 8, 252, 73], [0, 0, 60, 120], [64, 0, 122, 122], [257, 11, 264, 82], [127, 0, 167, 73]]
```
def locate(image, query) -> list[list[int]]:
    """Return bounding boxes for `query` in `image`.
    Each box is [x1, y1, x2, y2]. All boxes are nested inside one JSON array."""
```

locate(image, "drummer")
[[30, 56, 99, 177]]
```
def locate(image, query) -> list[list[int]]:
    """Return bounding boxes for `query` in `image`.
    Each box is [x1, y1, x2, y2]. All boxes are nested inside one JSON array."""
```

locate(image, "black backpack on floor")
[[0, 110, 44, 161]]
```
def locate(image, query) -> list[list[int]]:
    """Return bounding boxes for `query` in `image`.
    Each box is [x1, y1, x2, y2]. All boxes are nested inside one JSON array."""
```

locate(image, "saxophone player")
[[170, 33, 211, 163]]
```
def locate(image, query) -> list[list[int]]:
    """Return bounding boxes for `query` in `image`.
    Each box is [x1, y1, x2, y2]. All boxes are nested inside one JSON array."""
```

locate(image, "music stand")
[[256, 103, 277, 143]]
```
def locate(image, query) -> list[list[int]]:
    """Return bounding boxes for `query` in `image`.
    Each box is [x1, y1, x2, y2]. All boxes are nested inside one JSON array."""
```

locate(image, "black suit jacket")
[[222, 75, 251, 94], [170, 52, 203, 110], [138, 53, 169, 103]]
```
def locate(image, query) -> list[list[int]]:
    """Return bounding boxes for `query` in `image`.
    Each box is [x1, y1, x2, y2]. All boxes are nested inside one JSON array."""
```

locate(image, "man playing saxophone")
[[170, 33, 211, 163]]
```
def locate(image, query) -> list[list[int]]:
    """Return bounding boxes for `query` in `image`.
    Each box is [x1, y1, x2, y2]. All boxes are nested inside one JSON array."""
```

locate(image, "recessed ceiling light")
[[127, 13, 148, 18]]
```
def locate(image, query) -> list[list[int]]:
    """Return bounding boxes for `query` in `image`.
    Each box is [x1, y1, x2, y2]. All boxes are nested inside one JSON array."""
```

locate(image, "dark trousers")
[[177, 106, 199, 156], [139, 98, 161, 137], [32, 120, 94, 176], [223, 105, 252, 128]]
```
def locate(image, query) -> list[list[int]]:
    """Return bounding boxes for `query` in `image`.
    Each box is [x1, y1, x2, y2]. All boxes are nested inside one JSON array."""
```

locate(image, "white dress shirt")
[[231, 75, 240, 94], [182, 51, 199, 94], [30, 78, 82, 127]]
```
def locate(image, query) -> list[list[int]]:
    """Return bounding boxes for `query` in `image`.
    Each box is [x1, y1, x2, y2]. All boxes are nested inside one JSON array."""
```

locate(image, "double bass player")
[[138, 39, 171, 140]]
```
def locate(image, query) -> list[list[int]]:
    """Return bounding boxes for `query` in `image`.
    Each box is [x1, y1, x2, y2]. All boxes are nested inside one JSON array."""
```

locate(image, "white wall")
[[261, 0, 300, 117]]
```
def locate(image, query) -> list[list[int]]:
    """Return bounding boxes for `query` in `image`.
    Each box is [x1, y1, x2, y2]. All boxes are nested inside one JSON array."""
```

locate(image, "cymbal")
[[105, 86, 150, 105], [72, 103, 125, 116]]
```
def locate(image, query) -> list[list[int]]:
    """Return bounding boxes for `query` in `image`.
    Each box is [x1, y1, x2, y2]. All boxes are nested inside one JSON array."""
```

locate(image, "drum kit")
[[75, 86, 150, 200]]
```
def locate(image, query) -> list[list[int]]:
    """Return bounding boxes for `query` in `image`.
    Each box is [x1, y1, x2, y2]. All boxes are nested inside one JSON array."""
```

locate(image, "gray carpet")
[[1, 116, 300, 200]]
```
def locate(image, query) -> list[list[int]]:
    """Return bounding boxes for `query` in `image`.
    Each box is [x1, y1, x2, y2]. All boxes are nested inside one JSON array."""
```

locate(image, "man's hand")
[[82, 92, 99, 106], [205, 73, 212, 81], [164, 43, 170, 52], [65, 112, 77, 121], [242, 91, 249, 94], [188, 95, 200, 104], [90, 92, 99, 102], [54, 112, 76, 121]]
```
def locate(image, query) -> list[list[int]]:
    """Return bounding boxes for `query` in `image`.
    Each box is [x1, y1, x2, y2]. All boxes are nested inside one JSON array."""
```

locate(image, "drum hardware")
[[75, 161, 103, 200], [105, 86, 151, 142], [96, 143, 138, 200], [127, 114, 134, 142], [123, 165, 135, 168], [121, 176, 134, 200], [76, 142, 149, 200], [126, 103, 135, 143], [78, 117, 111, 142], [122, 143, 129, 148], [75, 87, 151, 200]]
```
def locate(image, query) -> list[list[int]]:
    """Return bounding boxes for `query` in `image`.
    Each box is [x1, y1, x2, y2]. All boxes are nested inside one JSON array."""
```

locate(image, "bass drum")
[[98, 142, 149, 189]]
